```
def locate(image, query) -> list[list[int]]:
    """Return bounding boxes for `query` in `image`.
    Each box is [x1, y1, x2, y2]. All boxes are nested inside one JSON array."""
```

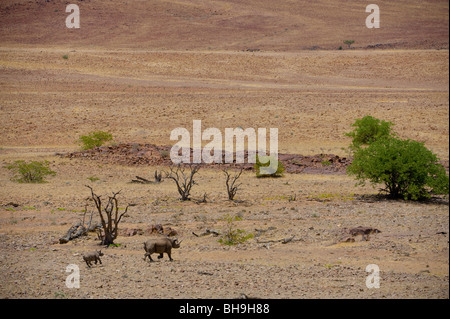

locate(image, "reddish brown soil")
[[0, 0, 448, 51]]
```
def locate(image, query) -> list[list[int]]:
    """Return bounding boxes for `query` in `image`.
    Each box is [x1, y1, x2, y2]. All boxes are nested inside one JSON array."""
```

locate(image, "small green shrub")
[[62, 55, 68, 60], [254, 155, 285, 178], [321, 160, 331, 167], [5, 160, 56, 183], [78, 131, 113, 150], [87, 176, 100, 182], [54, 291, 68, 299], [218, 214, 253, 246], [159, 150, 170, 159]]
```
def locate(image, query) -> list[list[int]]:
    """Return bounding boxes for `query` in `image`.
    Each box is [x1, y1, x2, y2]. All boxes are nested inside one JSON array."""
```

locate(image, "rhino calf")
[[82, 250, 104, 267], [144, 237, 181, 262]]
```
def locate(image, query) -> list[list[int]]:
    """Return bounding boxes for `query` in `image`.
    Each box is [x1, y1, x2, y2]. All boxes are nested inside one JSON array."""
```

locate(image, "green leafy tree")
[[5, 160, 56, 183], [347, 136, 449, 200], [343, 40, 355, 49], [345, 115, 394, 150], [78, 131, 113, 150]]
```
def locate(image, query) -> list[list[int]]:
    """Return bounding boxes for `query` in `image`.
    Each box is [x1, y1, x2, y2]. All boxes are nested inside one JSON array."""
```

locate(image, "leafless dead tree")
[[86, 185, 130, 246], [164, 165, 200, 201], [223, 168, 243, 201]]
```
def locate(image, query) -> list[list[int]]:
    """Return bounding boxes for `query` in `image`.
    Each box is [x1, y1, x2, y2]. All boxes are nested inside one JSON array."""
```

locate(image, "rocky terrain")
[[64, 143, 352, 174], [0, 0, 448, 299], [0, 156, 448, 299]]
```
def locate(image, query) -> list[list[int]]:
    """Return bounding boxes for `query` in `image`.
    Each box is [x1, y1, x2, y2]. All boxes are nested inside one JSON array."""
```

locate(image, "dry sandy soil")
[[0, 0, 449, 299]]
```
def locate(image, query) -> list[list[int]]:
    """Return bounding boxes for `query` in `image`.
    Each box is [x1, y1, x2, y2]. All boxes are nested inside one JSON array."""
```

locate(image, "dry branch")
[[59, 207, 101, 244], [195, 192, 209, 204], [192, 229, 221, 237], [254, 226, 277, 237], [256, 235, 301, 245], [131, 170, 163, 184]]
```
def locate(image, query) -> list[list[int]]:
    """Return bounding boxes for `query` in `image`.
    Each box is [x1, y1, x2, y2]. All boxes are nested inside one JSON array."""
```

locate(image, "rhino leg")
[[158, 253, 164, 259], [167, 251, 173, 261], [144, 253, 154, 262]]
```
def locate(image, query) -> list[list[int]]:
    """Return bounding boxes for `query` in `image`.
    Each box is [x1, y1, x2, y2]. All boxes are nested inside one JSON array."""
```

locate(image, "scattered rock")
[[119, 225, 178, 237], [63, 144, 353, 175], [119, 228, 143, 237], [3, 202, 19, 207]]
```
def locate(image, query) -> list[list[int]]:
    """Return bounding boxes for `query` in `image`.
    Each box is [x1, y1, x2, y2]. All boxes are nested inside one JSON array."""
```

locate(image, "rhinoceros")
[[143, 237, 182, 262]]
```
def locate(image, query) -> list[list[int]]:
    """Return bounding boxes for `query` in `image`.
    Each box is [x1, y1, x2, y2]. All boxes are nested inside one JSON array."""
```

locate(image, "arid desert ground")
[[0, 0, 448, 299]]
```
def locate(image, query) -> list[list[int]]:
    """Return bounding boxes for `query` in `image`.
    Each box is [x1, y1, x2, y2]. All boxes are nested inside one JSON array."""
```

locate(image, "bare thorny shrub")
[[86, 185, 130, 246], [165, 165, 201, 201], [223, 168, 244, 201]]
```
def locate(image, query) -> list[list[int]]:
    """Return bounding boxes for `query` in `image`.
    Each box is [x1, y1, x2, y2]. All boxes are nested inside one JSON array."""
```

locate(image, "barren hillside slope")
[[0, 0, 448, 50]]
